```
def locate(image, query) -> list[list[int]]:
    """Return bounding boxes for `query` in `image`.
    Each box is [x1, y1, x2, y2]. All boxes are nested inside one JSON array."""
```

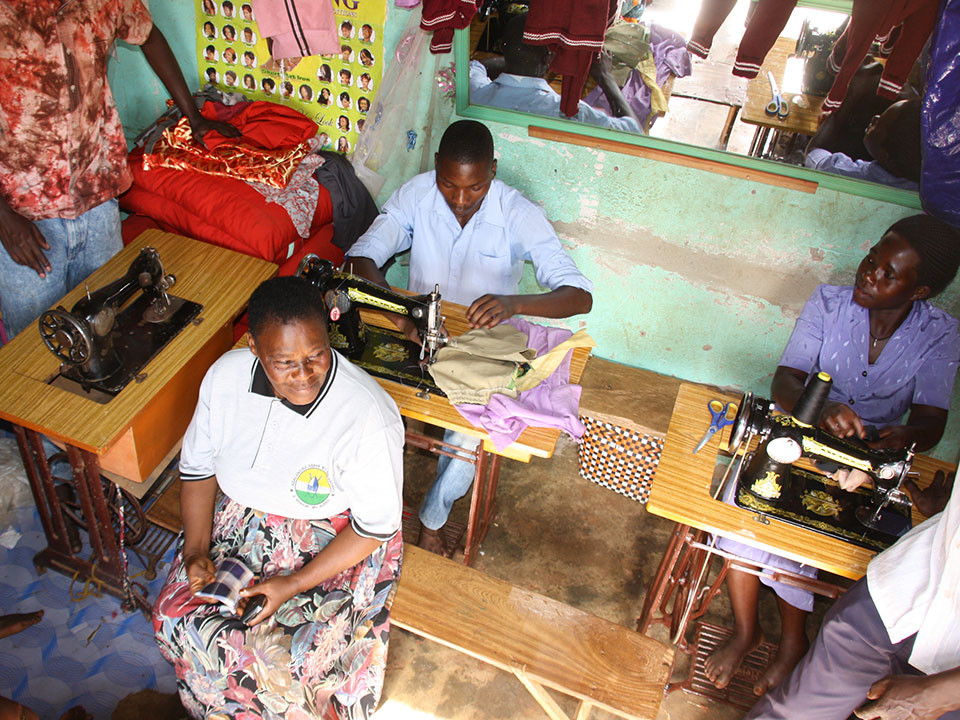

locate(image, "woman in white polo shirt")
[[153, 277, 405, 719]]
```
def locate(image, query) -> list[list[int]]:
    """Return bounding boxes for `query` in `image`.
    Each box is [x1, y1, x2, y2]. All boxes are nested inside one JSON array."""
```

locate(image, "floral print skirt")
[[152, 496, 403, 719]]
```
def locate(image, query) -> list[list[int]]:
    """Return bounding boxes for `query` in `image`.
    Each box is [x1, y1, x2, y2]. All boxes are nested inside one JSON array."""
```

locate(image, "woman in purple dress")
[[706, 214, 960, 696]]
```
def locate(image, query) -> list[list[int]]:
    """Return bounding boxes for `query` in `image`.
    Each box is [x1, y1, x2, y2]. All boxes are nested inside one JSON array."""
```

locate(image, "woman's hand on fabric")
[[819, 403, 866, 439], [866, 425, 913, 450], [466, 294, 518, 328], [186, 116, 241, 148], [903, 469, 955, 518], [184, 554, 217, 596], [238, 574, 300, 626], [832, 468, 873, 492]]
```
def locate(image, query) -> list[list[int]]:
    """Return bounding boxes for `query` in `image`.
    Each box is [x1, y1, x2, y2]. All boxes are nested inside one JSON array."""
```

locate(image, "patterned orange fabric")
[[0, 0, 153, 220], [144, 101, 318, 189]]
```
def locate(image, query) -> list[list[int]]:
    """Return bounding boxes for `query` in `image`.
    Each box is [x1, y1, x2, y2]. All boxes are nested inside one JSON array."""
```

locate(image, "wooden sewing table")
[[638, 382, 953, 651], [740, 36, 825, 158], [358, 303, 590, 566], [0, 230, 276, 609]]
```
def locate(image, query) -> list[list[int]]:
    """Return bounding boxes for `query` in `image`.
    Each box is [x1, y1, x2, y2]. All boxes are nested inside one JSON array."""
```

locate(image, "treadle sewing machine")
[[37, 247, 202, 397], [724, 371, 916, 551], [296, 254, 448, 396]]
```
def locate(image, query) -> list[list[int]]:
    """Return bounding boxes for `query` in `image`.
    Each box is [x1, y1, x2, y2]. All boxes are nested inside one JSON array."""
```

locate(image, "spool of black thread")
[[793, 371, 832, 426]]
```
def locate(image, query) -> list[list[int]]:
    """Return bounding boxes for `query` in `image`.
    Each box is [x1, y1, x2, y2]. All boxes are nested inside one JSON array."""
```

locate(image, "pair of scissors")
[[693, 399, 737, 454], [765, 71, 789, 119]]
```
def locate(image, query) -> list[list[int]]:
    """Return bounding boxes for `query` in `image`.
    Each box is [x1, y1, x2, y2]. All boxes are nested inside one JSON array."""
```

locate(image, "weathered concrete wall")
[[109, 5, 960, 460]]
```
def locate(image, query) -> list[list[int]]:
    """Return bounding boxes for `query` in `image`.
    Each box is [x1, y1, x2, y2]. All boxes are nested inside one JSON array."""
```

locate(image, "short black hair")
[[888, 99, 922, 182], [248, 277, 327, 340], [437, 120, 494, 167], [887, 214, 960, 296]]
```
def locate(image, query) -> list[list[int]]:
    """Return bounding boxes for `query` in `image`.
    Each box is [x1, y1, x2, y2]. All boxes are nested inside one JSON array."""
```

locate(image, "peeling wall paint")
[[110, 5, 960, 461]]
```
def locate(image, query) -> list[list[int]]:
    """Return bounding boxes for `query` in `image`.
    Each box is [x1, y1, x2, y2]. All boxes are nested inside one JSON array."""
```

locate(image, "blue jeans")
[[0, 199, 122, 340], [419, 429, 481, 530]]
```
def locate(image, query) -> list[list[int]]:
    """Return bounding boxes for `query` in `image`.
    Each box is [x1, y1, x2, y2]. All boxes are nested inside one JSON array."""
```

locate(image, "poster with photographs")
[[197, 0, 384, 155]]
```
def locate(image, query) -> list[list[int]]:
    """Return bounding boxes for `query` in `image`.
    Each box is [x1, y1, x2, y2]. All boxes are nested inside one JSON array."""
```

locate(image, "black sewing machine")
[[725, 371, 915, 551], [38, 247, 202, 397], [795, 18, 845, 96], [296, 255, 448, 396]]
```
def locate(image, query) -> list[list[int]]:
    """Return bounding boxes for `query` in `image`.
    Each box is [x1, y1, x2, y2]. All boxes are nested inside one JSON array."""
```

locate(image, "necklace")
[[870, 330, 894, 348]]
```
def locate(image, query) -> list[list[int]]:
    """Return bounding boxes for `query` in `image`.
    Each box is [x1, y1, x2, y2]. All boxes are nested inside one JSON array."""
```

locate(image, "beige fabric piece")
[[513, 329, 597, 392], [428, 324, 537, 405]]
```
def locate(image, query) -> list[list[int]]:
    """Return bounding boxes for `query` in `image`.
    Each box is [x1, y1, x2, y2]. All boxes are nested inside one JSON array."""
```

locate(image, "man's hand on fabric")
[[855, 673, 959, 720], [903, 469, 955, 518], [0, 207, 51, 277], [186, 116, 240, 149], [467, 294, 519, 328]]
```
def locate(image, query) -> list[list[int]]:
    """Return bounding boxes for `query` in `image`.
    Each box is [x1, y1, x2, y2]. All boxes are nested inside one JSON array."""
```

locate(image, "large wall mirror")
[[454, 0, 926, 208]]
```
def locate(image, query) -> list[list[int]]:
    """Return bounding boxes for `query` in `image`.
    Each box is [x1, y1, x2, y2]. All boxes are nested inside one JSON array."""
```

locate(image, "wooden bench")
[[391, 544, 674, 720]]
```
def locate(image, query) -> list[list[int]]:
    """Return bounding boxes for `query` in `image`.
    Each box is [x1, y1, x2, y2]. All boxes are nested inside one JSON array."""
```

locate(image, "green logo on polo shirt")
[[294, 467, 330, 505]]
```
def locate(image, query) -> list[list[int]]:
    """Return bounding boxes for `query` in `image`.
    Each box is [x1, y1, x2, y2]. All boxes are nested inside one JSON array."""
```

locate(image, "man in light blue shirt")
[[804, 99, 920, 192], [468, 13, 642, 134], [347, 120, 592, 555]]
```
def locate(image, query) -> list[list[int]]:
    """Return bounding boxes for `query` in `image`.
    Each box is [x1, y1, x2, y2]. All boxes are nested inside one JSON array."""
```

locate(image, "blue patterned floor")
[[0, 504, 178, 719]]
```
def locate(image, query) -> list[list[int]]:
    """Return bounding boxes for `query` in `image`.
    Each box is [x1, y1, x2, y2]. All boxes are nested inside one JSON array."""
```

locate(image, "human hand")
[[0, 206, 51, 277], [396, 315, 423, 346], [832, 467, 872, 492], [820, 402, 866, 440], [854, 674, 955, 720], [467, 294, 518, 328], [186, 116, 241, 148], [867, 425, 912, 450], [184, 553, 216, 596], [238, 574, 300, 626], [903, 469, 954, 518], [589, 49, 615, 82]]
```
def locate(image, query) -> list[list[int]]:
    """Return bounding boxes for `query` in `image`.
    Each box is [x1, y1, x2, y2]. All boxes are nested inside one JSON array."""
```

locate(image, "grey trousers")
[[746, 578, 960, 720]]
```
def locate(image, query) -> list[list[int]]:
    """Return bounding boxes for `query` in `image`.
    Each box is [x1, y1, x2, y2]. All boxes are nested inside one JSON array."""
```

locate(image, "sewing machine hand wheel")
[[38, 309, 93, 366]]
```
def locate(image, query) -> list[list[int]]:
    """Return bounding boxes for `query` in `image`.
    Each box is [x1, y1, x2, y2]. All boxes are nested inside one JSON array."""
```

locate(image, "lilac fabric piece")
[[453, 318, 585, 451], [395, 0, 421, 6], [584, 23, 692, 131]]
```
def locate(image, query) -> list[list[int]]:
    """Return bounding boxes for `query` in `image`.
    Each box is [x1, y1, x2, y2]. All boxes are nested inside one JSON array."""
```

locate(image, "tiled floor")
[[0, 486, 177, 719]]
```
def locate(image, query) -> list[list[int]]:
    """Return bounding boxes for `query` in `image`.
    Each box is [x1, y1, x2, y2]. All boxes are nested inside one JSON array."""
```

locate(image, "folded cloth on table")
[[144, 101, 317, 188], [454, 318, 595, 451], [247, 139, 325, 238], [428, 324, 537, 404]]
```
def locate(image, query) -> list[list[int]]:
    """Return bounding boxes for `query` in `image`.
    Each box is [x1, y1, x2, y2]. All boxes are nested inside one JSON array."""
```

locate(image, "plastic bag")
[[350, 8, 452, 201], [921, 0, 960, 227]]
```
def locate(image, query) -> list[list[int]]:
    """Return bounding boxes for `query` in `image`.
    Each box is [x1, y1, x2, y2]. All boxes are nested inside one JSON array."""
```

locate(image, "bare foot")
[[753, 634, 809, 695], [704, 628, 763, 689], [0, 611, 43, 640], [417, 527, 451, 557]]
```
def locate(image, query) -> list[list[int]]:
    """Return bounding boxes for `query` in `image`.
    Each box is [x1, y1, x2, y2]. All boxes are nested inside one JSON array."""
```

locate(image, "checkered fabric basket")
[[578, 415, 664, 504]]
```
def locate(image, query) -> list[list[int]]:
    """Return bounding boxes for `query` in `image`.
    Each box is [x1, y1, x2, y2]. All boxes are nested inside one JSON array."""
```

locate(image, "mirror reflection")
[[466, 0, 926, 193]]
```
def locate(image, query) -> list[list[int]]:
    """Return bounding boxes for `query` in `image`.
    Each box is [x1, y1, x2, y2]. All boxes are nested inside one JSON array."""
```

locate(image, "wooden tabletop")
[[740, 36, 824, 135], [647, 382, 955, 580], [359, 305, 591, 463], [0, 230, 276, 454]]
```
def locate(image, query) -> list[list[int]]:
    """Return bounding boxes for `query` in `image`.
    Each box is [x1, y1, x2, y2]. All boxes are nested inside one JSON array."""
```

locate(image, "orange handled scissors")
[[693, 399, 737, 454]]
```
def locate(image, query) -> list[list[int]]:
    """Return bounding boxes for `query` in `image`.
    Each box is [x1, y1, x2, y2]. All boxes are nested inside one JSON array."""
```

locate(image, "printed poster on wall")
[[196, 0, 385, 154]]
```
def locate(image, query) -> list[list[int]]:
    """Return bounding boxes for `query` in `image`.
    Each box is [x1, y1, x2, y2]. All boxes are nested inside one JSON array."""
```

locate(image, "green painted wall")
[[109, 5, 960, 461]]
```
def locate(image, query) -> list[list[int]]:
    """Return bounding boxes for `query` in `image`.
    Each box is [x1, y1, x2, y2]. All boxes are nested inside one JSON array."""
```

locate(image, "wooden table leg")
[[463, 444, 501, 567], [16, 425, 149, 611], [719, 106, 740, 151]]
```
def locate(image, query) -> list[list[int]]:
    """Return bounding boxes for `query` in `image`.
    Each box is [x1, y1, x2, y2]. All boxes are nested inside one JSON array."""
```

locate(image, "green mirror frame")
[[452, 0, 921, 208]]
